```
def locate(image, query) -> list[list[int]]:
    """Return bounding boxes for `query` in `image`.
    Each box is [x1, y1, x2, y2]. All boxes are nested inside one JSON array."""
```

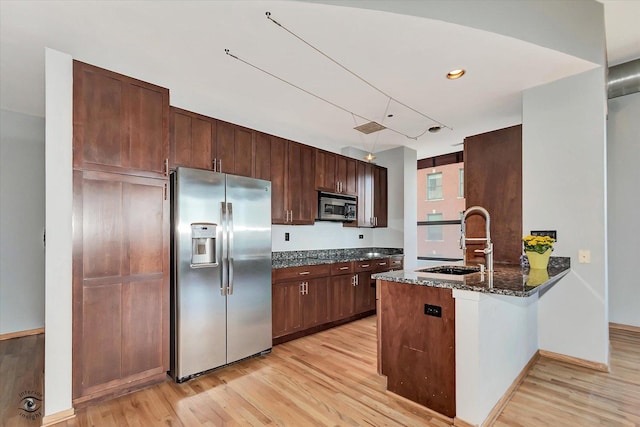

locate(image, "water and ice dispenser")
[[190, 223, 217, 268]]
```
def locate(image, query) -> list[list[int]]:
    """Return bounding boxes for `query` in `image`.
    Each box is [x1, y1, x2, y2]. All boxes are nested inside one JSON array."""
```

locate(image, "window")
[[427, 173, 443, 200], [426, 213, 443, 241], [459, 168, 464, 197]]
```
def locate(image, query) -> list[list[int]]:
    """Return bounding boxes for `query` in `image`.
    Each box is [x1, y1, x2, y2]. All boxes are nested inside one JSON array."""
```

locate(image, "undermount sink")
[[416, 265, 481, 275], [364, 252, 385, 258]]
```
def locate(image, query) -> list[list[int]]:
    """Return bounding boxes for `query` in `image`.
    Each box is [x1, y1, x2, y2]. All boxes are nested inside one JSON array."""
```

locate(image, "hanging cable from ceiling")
[[224, 49, 417, 139], [265, 11, 453, 136]]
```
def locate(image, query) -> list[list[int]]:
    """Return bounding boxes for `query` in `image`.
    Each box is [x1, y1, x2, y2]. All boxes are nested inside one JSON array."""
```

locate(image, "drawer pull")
[[339, 266, 350, 270], [298, 271, 310, 275], [360, 264, 370, 268], [378, 262, 387, 266]]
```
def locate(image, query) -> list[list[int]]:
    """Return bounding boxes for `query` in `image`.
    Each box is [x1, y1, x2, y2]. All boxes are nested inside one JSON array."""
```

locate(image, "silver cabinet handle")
[[378, 262, 387, 266], [300, 283, 305, 294], [360, 264, 370, 268], [351, 275, 355, 286], [355, 274, 359, 286], [305, 282, 309, 295], [339, 266, 349, 270], [218, 159, 222, 173], [227, 202, 234, 296], [299, 271, 310, 275]]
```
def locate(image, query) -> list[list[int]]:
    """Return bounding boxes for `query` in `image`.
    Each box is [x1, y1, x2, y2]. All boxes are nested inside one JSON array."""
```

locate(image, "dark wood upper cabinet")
[[170, 107, 216, 171], [464, 125, 522, 265], [315, 150, 357, 196], [338, 156, 358, 196], [373, 166, 388, 227], [216, 120, 254, 177], [315, 150, 337, 192], [254, 132, 272, 181], [353, 162, 387, 228], [73, 61, 169, 178], [72, 170, 169, 403], [272, 140, 315, 225]]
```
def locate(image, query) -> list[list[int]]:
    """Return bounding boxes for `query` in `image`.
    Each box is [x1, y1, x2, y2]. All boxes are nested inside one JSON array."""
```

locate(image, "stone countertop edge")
[[371, 263, 571, 298], [272, 248, 404, 269]]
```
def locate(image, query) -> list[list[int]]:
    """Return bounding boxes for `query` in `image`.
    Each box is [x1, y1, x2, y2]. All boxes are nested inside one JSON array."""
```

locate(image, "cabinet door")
[[73, 61, 169, 178], [271, 282, 303, 338], [170, 107, 215, 170], [270, 137, 288, 224], [254, 132, 271, 181], [344, 157, 358, 195], [357, 162, 374, 227], [217, 121, 255, 177], [73, 170, 169, 399], [288, 142, 316, 224], [354, 271, 375, 313], [373, 166, 388, 227], [315, 150, 337, 192], [331, 274, 355, 321], [303, 277, 331, 328]]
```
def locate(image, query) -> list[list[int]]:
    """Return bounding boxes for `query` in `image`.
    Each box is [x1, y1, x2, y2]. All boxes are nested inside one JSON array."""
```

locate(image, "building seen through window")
[[417, 152, 465, 262]]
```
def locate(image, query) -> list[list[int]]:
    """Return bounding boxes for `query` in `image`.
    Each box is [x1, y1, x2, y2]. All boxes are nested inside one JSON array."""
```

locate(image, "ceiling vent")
[[354, 121, 386, 134]]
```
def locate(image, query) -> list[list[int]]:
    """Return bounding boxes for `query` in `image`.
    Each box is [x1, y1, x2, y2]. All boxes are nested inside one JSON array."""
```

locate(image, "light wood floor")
[[1, 318, 639, 427]]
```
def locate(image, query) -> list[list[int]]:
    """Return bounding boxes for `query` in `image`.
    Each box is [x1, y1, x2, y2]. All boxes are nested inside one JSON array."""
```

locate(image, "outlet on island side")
[[424, 304, 442, 318], [285, 232, 290, 242]]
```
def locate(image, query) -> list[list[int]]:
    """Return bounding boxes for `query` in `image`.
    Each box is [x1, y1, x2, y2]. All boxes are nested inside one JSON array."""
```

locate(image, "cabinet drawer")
[[272, 264, 331, 281], [372, 259, 391, 272], [389, 256, 404, 270], [330, 262, 353, 276], [354, 260, 375, 273]]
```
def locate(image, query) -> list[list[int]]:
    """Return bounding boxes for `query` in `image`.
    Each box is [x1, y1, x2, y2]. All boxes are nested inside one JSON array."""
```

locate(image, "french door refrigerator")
[[170, 167, 272, 382]]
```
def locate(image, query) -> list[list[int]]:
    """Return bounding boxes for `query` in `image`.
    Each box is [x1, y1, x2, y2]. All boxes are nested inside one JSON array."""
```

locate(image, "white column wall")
[[607, 92, 640, 327], [44, 48, 74, 417], [522, 68, 609, 365], [454, 290, 538, 425]]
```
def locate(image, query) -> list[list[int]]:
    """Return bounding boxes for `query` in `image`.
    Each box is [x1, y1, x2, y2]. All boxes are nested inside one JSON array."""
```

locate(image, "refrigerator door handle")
[[220, 202, 228, 296], [227, 202, 234, 295]]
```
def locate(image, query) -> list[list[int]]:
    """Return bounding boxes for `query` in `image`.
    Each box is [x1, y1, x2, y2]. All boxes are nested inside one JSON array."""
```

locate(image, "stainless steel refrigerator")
[[170, 167, 272, 382]]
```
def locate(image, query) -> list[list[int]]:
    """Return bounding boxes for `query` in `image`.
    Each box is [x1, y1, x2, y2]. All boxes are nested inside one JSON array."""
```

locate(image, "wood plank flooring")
[[494, 328, 640, 426], [0, 333, 44, 427], [1, 319, 639, 426]]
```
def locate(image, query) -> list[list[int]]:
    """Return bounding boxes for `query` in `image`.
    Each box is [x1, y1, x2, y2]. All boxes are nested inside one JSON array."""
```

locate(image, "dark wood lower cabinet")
[[331, 274, 355, 321], [272, 277, 330, 338], [379, 280, 455, 418], [72, 170, 169, 404]]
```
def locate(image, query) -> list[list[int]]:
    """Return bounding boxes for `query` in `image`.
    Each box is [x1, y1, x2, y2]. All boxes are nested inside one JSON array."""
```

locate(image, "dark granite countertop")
[[272, 248, 404, 269], [372, 257, 570, 298]]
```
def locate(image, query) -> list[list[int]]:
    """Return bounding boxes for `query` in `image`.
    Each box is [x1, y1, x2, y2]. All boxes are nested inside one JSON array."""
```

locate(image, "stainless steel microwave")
[[318, 192, 357, 222]]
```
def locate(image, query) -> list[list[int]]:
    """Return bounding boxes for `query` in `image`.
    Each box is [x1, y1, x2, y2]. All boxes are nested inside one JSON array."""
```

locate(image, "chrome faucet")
[[460, 206, 493, 272]]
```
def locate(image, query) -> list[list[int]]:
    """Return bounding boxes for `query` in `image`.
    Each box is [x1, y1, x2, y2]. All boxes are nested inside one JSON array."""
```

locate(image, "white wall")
[[44, 48, 73, 418], [607, 92, 640, 327], [454, 290, 538, 425], [523, 68, 609, 365], [0, 109, 45, 334]]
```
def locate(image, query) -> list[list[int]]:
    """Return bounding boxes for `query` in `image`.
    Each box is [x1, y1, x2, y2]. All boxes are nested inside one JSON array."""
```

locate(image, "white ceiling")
[[1, 1, 638, 159]]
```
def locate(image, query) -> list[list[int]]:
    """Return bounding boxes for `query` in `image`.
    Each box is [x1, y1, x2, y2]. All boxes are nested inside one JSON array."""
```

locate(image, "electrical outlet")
[[531, 230, 557, 240], [359, 234, 364, 239], [424, 304, 442, 317], [578, 249, 591, 263], [285, 232, 290, 242]]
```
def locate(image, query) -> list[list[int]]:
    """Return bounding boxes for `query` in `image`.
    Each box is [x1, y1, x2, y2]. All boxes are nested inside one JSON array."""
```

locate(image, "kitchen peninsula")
[[372, 258, 570, 426]]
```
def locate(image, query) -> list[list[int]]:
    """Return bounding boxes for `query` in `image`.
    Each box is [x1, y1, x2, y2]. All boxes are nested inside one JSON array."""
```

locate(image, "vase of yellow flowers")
[[522, 235, 555, 270]]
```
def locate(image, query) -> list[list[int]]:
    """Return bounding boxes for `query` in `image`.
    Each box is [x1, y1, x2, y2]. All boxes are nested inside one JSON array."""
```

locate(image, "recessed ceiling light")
[[387, 114, 393, 118], [447, 69, 466, 80]]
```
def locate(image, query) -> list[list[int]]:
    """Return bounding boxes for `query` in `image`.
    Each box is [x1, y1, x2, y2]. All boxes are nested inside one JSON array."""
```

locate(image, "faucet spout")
[[460, 206, 493, 272]]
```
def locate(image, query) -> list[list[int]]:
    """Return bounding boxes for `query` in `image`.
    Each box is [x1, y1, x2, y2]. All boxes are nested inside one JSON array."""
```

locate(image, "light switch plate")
[[578, 249, 591, 264]]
